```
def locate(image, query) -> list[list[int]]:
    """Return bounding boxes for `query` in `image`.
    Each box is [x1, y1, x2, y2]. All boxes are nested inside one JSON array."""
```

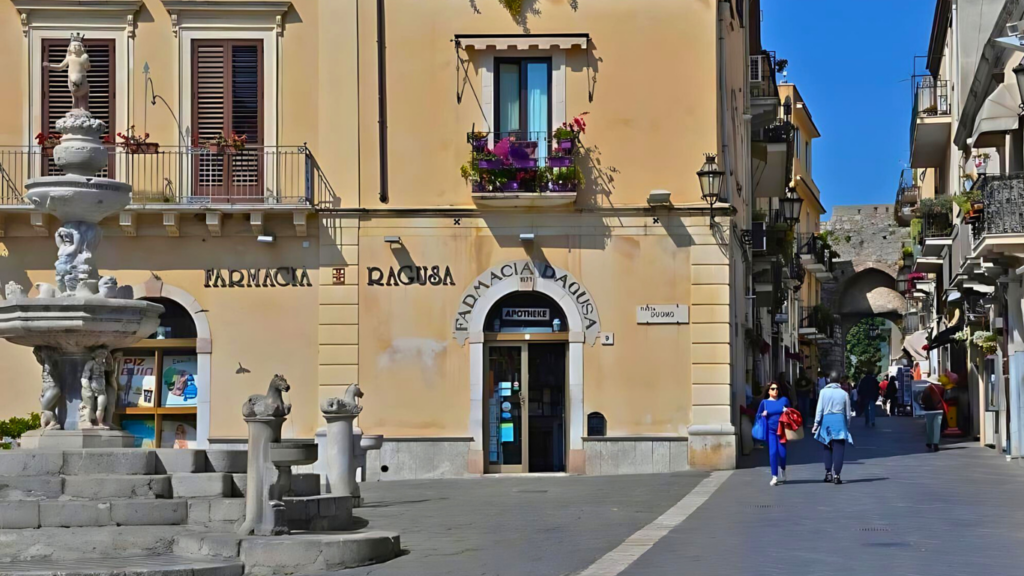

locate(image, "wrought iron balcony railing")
[[914, 78, 950, 117], [465, 131, 581, 193], [970, 173, 1024, 245], [0, 145, 336, 208], [798, 233, 833, 273], [750, 50, 779, 99]]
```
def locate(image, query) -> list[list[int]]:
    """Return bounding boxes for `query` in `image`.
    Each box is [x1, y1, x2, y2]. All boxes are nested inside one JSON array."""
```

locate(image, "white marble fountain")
[[0, 34, 163, 448]]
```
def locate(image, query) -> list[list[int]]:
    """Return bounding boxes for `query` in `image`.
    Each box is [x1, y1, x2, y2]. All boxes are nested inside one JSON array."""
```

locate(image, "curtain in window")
[[526, 62, 549, 165], [498, 64, 520, 136]]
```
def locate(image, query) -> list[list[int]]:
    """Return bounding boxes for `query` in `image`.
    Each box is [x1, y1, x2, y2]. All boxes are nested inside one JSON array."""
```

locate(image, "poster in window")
[[119, 356, 156, 408], [122, 418, 156, 448], [160, 419, 197, 449], [162, 355, 199, 407]]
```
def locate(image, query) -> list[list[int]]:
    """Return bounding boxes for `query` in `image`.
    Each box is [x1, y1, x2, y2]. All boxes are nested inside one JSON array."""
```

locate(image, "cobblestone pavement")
[[328, 413, 1024, 575]]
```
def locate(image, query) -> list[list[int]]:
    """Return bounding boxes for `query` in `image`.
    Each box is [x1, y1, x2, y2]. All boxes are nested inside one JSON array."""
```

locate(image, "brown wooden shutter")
[[42, 38, 114, 175], [192, 40, 263, 200]]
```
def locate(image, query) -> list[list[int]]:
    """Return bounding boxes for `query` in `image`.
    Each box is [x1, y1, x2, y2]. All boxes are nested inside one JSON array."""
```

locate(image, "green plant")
[[954, 188, 983, 214], [775, 58, 788, 73], [0, 412, 42, 447], [902, 246, 914, 257], [972, 331, 999, 355], [811, 304, 837, 335], [919, 195, 954, 216], [497, 0, 524, 17], [752, 208, 767, 223], [846, 318, 886, 379], [910, 218, 923, 241]]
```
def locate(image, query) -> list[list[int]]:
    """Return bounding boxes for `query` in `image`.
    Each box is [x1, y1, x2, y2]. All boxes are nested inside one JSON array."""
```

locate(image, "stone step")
[[171, 473, 232, 498], [1, 499, 188, 528], [61, 450, 155, 476], [187, 498, 245, 528], [0, 554, 244, 576], [0, 475, 63, 500], [174, 531, 401, 574], [283, 494, 353, 531], [63, 474, 171, 499], [0, 449, 249, 477], [0, 526, 186, 563]]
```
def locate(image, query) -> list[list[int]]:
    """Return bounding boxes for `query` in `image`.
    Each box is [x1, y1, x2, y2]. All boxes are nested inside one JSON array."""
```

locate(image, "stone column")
[[238, 416, 288, 536], [324, 413, 357, 497]]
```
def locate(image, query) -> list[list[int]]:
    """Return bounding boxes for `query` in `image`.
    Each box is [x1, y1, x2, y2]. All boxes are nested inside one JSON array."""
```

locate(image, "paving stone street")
[[334, 413, 1024, 576]]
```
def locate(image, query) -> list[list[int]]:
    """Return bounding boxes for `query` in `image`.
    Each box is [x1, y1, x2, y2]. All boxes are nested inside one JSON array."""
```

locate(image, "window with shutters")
[[192, 40, 263, 202], [42, 38, 114, 177]]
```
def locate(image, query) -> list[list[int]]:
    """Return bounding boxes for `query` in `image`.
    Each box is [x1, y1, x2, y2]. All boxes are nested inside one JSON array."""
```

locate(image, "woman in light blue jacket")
[[813, 372, 854, 485]]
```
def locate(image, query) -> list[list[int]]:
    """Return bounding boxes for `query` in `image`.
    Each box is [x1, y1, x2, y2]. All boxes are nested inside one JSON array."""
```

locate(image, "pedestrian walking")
[[884, 375, 898, 416], [857, 373, 880, 427], [795, 371, 814, 427], [757, 380, 791, 486], [813, 371, 853, 485], [922, 377, 945, 452]]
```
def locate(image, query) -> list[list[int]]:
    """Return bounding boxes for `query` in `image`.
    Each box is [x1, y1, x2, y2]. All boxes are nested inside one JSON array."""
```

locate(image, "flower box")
[[502, 181, 520, 192], [478, 159, 504, 169], [512, 158, 538, 168], [558, 139, 574, 151], [471, 137, 488, 153], [549, 182, 576, 192], [42, 146, 56, 159], [127, 142, 160, 154], [548, 156, 573, 168]]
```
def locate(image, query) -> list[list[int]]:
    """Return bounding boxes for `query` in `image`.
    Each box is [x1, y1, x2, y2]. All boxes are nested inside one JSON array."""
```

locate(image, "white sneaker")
[[770, 476, 778, 486], [780, 469, 787, 482]]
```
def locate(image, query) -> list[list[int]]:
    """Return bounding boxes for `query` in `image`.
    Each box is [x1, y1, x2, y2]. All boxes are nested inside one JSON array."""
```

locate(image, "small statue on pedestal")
[[79, 348, 113, 429], [44, 33, 91, 113], [35, 346, 62, 430]]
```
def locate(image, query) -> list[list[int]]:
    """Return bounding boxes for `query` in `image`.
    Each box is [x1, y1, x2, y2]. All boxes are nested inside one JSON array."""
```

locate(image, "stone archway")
[[821, 263, 908, 374], [452, 260, 602, 474]]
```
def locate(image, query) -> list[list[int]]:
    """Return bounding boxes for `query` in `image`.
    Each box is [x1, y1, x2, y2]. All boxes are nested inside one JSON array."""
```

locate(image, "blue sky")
[[761, 0, 937, 219]]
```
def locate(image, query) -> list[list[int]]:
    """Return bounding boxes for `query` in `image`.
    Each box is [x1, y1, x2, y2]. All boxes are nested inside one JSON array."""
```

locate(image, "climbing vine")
[[498, 0, 524, 17]]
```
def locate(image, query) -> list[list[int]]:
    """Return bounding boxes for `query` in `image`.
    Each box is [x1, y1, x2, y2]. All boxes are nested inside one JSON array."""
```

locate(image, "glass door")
[[485, 343, 529, 473]]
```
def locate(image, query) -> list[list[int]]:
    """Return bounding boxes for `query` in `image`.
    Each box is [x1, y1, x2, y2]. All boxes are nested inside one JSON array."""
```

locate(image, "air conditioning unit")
[[750, 221, 767, 251]]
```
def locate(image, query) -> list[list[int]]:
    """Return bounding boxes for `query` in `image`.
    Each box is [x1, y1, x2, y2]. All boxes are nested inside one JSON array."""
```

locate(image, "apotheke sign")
[[502, 308, 549, 321], [637, 304, 689, 324]]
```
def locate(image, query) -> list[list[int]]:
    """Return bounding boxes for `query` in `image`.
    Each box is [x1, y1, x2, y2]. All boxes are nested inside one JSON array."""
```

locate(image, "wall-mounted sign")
[[453, 260, 602, 345], [637, 304, 689, 324], [204, 267, 312, 288], [502, 308, 549, 321], [367, 265, 455, 287], [332, 268, 346, 285]]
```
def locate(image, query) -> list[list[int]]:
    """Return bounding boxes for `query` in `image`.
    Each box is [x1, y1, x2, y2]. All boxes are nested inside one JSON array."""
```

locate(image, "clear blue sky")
[[761, 0, 937, 219]]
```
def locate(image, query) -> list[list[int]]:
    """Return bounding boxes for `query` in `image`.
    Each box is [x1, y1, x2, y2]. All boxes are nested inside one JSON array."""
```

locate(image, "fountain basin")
[[0, 297, 163, 351], [24, 176, 132, 223], [360, 435, 384, 451], [271, 440, 319, 467]]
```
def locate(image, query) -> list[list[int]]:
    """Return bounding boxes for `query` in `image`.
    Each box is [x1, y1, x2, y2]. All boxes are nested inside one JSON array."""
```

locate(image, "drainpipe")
[[716, 1, 734, 211], [377, 0, 390, 204]]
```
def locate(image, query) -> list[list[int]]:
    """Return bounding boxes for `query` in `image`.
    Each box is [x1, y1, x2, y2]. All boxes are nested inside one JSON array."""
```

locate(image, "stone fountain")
[[0, 34, 163, 448]]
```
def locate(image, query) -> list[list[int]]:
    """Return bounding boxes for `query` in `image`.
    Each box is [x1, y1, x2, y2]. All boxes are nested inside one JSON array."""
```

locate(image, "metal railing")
[[914, 77, 950, 116], [800, 308, 839, 341], [798, 233, 833, 272], [970, 173, 1024, 244], [0, 145, 336, 207], [919, 212, 953, 242], [466, 131, 581, 193], [750, 50, 778, 99], [753, 120, 791, 144]]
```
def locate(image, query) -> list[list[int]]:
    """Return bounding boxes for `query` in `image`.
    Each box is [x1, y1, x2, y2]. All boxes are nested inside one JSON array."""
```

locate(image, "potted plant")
[[115, 125, 157, 154], [476, 149, 504, 169], [207, 133, 229, 154], [972, 331, 999, 356], [208, 132, 247, 154], [35, 132, 61, 157], [553, 112, 588, 152], [469, 131, 489, 153]]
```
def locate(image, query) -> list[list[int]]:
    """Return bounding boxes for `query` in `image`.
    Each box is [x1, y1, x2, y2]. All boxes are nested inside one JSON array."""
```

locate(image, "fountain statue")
[[0, 33, 163, 448]]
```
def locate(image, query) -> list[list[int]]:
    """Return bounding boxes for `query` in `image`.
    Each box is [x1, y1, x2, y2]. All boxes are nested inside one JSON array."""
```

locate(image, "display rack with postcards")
[[116, 336, 199, 448]]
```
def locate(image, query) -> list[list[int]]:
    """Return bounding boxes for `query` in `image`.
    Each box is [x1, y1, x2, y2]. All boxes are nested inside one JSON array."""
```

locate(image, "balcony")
[[894, 170, 920, 226], [0, 145, 336, 210], [917, 210, 953, 257], [969, 173, 1024, 259], [464, 131, 580, 207], [909, 77, 951, 168], [799, 305, 839, 344], [797, 233, 834, 280]]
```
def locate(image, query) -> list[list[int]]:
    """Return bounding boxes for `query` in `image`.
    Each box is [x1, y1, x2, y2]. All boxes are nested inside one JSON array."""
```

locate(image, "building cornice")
[[11, 0, 143, 36], [926, 0, 951, 77], [160, 0, 292, 36]]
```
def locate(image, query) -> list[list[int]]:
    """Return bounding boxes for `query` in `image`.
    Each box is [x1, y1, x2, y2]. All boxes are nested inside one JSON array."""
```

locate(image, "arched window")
[[115, 296, 199, 449]]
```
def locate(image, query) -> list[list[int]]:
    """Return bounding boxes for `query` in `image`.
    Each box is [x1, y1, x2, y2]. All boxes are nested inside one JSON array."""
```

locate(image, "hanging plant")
[[972, 331, 999, 355], [498, 0, 524, 17]]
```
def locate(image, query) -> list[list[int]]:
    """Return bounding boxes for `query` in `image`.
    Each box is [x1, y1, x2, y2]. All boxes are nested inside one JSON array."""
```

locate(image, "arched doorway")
[[453, 259, 601, 474]]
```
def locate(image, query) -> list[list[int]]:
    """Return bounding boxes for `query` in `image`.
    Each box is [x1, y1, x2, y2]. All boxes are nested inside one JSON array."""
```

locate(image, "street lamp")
[[697, 153, 724, 225], [780, 187, 803, 226]]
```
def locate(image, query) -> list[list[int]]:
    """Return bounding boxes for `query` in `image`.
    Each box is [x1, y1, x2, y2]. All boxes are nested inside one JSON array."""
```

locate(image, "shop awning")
[[971, 82, 1021, 144], [903, 330, 929, 362]]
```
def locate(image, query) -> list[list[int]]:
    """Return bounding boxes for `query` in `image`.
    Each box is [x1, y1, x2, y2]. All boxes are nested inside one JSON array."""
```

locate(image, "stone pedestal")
[[686, 424, 737, 471], [238, 416, 288, 536], [19, 428, 135, 449], [324, 414, 357, 498]]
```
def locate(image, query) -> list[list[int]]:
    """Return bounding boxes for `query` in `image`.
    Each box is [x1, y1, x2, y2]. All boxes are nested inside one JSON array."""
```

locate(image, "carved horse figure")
[[319, 384, 363, 415], [242, 374, 291, 418]]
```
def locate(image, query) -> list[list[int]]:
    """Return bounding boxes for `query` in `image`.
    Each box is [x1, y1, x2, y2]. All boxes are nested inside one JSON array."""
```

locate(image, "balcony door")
[[494, 58, 551, 164], [192, 39, 264, 202]]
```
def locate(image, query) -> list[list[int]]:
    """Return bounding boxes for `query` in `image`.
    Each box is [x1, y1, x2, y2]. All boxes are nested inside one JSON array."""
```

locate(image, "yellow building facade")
[[0, 0, 756, 476]]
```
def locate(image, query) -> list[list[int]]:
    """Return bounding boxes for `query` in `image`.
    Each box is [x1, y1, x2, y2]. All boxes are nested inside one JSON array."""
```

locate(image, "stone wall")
[[819, 204, 910, 374]]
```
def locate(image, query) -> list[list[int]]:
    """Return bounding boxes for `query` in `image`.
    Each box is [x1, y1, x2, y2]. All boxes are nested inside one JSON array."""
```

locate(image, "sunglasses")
[[769, 387, 779, 391]]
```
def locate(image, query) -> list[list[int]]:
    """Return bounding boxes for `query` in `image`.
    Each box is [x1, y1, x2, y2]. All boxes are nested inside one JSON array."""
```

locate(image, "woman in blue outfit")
[[813, 371, 854, 485], [758, 381, 790, 486]]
